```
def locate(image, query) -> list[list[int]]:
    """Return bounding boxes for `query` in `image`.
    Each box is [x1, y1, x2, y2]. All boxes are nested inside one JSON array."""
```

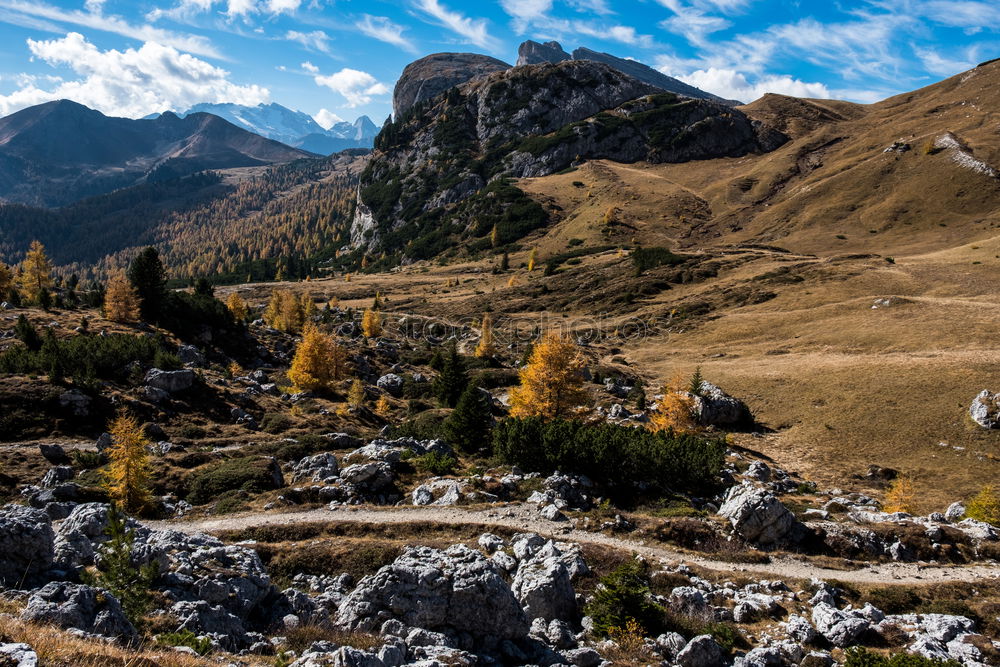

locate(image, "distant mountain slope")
[[171, 103, 378, 155], [354, 59, 784, 262], [516, 40, 738, 105], [0, 100, 315, 207], [0, 152, 362, 281]]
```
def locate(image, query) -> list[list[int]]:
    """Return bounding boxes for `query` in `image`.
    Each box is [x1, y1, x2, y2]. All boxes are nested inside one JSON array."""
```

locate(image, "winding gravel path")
[[150, 504, 1000, 586]]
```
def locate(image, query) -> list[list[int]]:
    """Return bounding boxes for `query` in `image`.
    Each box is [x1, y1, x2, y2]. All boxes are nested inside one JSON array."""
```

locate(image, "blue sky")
[[0, 0, 996, 127]]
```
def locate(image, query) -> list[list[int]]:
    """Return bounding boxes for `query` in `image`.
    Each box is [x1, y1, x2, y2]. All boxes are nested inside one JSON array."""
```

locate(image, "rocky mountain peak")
[[516, 40, 571, 66], [392, 52, 511, 118]]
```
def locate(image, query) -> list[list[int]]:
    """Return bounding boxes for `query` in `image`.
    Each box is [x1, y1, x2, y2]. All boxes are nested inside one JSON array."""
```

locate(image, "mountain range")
[[0, 99, 314, 207], [154, 103, 379, 155]]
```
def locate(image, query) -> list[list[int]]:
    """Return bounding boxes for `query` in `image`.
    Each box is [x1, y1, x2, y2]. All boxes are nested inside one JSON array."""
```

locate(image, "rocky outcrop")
[[970, 390, 1000, 429], [336, 545, 528, 641], [21, 582, 137, 641], [0, 504, 54, 586], [517, 40, 571, 66], [718, 483, 800, 546], [511, 542, 578, 623], [359, 59, 785, 257], [393, 53, 510, 118], [693, 382, 754, 427], [145, 368, 195, 393], [291, 453, 340, 484]]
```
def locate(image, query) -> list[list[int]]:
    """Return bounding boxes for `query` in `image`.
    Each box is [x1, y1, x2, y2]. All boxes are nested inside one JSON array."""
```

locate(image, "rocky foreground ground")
[[2, 431, 1000, 667]]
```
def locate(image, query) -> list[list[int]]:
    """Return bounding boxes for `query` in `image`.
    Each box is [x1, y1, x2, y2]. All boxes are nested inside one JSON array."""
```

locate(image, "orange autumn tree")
[[103, 411, 152, 514], [288, 325, 347, 391], [509, 332, 590, 419], [649, 371, 698, 433], [102, 272, 141, 323], [226, 292, 249, 321], [474, 313, 496, 358], [884, 475, 916, 513]]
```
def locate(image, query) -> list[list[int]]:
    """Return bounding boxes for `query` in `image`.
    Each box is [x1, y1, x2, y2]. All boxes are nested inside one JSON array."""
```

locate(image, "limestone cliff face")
[[516, 40, 571, 66], [354, 60, 785, 257], [392, 53, 510, 118]]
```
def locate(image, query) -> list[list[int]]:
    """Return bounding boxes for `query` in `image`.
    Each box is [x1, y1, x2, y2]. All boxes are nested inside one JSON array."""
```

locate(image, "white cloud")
[[913, 46, 976, 76], [356, 14, 418, 54], [285, 29, 330, 52], [678, 67, 830, 103], [0, 0, 221, 58], [301, 61, 319, 73], [314, 107, 344, 129], [500, 0, 552, 20], [226, 0, 257, 16], [266, 0, 301, 14], [0, 32, 268, 117], [84, 0, 106, 13], [659, 6, 730, 46], [314, 68, 390, 107], [566, 0, 614, 15], [919, 0, 1000, 28], [412, 0, 500, 50], [573, 22, 655, 47]]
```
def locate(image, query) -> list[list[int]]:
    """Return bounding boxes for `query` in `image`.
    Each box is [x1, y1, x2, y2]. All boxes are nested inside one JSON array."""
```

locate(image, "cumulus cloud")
[[356, 14, 418, 54], [677, 67, 830, 103], [313, 67, 390, 107], [300, 61, 319, 73], [0, 0, 221, 58], [412, 0, 500, 50], [285, 29, 330, 52], [313, 107, 344, 129], [0, 32, 268, 117]]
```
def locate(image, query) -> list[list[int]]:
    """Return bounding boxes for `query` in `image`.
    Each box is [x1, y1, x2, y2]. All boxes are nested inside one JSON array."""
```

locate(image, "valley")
[[0, 37, 999, 667]]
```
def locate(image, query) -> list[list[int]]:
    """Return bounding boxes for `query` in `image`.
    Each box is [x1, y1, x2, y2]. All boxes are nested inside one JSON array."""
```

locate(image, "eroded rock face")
[[336, 545, 528, 641], [21, 582, 136, 641], [517, 40, 571, 66], [392, 53, 510, 118], [970, 390, 1000, 429], [511, 542, 577, 623], [718, 483, 799, 546], [0, 505, 54, 586]]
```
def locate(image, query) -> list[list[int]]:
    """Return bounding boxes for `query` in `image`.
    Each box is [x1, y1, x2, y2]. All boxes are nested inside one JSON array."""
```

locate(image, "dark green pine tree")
[[442, 382, 494, 453], [14, 314, 42, 351], [193, 277, 214, 297], [127, 247, 167, 321], [82, 504, 158, 627], [432, 341, 468, 408], [500, 252, 510, 272]]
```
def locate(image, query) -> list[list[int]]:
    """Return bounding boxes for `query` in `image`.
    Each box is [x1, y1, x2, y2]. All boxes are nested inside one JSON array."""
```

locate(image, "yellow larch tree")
[[965, 485, 1000, 526], [102, 272, 141, 323], [527, 248, 537, 272], [361, 308, 382, 338], [104, 411, 152, 515], [649, 371, 698, 433], [226, 292, 249, 320], [0, 262, 12, 297], [475, 312, 496, 358], [301, 293, 318, 321], [288, 325, 341, 391], [16, 240, 54, 300], [348, 379, 366, 408], [883, 475, 916, 513], [509, 332, 590, 420], [376, 395, 392, 417]]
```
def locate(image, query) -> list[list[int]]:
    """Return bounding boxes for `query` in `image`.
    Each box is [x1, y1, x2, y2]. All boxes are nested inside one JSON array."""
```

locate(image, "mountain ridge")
[[0, 99, 315, 207]]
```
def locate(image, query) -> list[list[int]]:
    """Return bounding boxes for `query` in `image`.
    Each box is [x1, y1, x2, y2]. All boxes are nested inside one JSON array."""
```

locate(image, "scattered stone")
[[718, 483, 799, 546], [145, 368, 195, 394], [970, 390, 1000, 429], [58, 390, 91, 417], [21, 582, 136, 641], [0, 504, 54, 586], [38, 444, 70, 465], [511, 542, 577, 622], [0, 643, 38, 667], [676, 634, 725, 667], [376, 373, 404, 397], [291, 453, 341, 484]]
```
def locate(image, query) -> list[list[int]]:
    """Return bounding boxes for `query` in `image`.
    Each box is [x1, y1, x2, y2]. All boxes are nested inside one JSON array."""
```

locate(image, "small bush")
[[414, 452, 457, 476], [156, 629, 212, 655], [177, 424, 207, 440], [631, 247, 685, 275], [260, 412, 293, 434], [585, 558, 665, 637], [187, 456, 282, 505], [843, 647, 960, 666], [72, 450, 106, 469], [864, 587, 921, 614]]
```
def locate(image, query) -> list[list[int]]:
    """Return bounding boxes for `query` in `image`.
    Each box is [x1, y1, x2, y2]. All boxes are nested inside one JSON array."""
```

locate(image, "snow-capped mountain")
[[160, 102, 377, 155]]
